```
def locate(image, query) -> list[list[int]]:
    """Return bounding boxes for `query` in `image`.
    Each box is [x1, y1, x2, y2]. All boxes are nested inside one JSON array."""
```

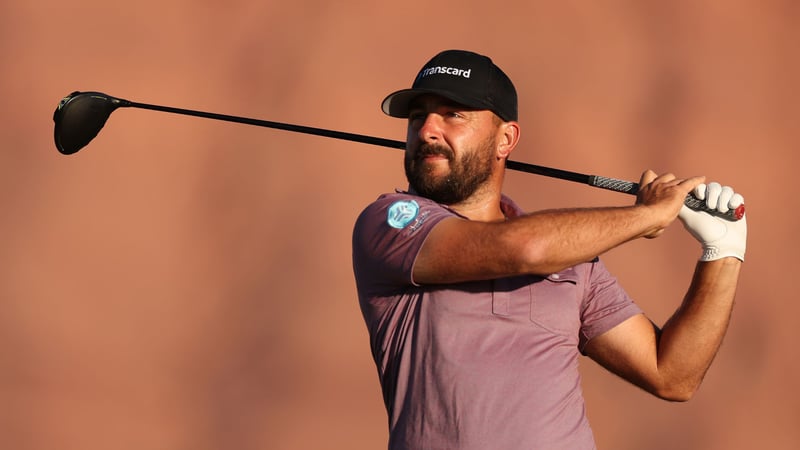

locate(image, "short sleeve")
[[352, 193, 456, 296], [578, 259, 643, 352]]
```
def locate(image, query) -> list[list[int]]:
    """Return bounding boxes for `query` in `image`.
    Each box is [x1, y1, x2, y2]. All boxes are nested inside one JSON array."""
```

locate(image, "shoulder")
[[352, 192, 458, 266], [360, 191, 442, 213], [355, 192, 455, 233], [352, 192, 458, 291]]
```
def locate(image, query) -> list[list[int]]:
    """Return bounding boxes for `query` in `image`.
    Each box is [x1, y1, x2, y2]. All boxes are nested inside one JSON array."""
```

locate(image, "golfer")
[[352, 49, 746, 449]]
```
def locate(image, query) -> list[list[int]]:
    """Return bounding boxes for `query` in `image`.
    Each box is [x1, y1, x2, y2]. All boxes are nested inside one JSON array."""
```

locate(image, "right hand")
[[635, 170, 705, 238]]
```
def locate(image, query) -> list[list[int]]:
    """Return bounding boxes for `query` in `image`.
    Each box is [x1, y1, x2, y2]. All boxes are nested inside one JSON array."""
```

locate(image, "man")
[[351, 49, 746, 450]]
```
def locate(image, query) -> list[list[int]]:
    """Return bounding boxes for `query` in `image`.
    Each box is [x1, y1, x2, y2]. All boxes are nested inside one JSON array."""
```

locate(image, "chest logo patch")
[[387, 200, 420, 229]]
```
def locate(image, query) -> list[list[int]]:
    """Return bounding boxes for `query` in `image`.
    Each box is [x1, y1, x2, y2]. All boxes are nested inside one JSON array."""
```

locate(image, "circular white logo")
[[387, 200, 420, 229]]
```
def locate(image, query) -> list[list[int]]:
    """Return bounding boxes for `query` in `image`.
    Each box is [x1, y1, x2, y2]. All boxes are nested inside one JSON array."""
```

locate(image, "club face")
[[53, 91, 122, 155]]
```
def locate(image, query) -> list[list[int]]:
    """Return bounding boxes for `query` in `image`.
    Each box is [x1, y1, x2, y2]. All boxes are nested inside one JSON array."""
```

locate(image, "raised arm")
[[583, 182, 747, 401], [413, 171, 704, 284]]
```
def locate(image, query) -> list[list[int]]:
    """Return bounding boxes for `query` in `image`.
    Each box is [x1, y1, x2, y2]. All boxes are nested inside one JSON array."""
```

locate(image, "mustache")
[[413, 143, 454, 161]]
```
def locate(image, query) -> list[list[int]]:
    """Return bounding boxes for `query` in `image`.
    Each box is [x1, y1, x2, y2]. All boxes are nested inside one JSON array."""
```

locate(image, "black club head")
[[53, 91, 124, 155]]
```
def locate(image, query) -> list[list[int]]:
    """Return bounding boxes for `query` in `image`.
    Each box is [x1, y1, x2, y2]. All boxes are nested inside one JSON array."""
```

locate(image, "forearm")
[[414, 171, 695, 284], [655, 258, 741, 399], [509, 205, 666, 274], [415, 204, 670, 284]]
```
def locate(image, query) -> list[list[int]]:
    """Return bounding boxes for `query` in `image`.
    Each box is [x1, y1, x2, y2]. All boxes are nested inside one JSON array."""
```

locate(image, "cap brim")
[[381, 88, 494, 118]]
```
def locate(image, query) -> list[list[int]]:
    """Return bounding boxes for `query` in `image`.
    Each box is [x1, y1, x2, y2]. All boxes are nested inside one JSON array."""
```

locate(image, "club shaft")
[[122, 100, 597, 183], [117, 98, 740, 220], [124, 100, 407, 150]]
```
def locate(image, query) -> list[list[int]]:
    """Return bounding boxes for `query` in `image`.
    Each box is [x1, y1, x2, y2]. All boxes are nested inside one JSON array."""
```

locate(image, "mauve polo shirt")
[[352, 191, 642, 450]]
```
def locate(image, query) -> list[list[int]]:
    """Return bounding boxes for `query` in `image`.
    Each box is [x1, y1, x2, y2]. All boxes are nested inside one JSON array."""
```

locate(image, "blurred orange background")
[[1, 1, 797, 449]]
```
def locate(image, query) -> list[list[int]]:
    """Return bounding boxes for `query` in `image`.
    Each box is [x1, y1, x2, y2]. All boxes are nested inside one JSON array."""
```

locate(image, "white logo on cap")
[[419, 66, 471, 79]]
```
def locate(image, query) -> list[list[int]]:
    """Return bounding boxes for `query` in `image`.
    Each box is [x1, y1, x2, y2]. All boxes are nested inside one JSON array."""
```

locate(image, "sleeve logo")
[[387, 200, 420, 229]]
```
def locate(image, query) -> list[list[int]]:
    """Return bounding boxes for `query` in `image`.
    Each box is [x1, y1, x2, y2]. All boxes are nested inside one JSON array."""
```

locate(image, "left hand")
[[678, 182, 747, 261]]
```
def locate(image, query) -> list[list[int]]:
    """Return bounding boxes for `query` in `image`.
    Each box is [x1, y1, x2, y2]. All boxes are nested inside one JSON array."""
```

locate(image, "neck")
[[450, 198, 505, 222], [447, 175, 506, 222]]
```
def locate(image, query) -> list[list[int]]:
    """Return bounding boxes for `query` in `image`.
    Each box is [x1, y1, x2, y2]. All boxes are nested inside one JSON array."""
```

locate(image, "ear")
[[496, 121, 520, 159]]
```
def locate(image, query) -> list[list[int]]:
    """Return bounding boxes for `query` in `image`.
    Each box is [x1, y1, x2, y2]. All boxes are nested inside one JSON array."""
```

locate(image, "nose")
[[412, 113, 444, 144]]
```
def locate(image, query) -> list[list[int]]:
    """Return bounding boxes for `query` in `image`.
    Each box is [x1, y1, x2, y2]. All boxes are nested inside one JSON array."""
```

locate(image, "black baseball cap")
[[381, 50, 518, 122]]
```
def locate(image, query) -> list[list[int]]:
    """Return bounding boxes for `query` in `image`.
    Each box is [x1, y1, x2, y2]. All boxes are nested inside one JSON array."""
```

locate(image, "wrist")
[[632, 204, 672, 239], [700, 243, 745, 262]]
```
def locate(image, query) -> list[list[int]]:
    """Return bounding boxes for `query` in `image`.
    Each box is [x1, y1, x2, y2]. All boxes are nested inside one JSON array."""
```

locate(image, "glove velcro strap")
[[700, 245, 745, 262]]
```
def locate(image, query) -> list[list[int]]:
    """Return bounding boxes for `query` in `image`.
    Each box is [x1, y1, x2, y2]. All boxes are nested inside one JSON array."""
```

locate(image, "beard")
[[404, 137, 495, 205]]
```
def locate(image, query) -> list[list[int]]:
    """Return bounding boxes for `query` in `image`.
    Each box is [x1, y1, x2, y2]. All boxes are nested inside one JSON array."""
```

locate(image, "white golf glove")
[[678, 182, 747, 261]]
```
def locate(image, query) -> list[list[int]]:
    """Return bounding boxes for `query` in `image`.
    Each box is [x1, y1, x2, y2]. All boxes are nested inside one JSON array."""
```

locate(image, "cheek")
[[406, 121, 425, 141]]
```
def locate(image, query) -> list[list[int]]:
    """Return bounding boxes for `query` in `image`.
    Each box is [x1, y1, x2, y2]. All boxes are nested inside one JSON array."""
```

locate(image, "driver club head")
[[53, 91, 126, 155]]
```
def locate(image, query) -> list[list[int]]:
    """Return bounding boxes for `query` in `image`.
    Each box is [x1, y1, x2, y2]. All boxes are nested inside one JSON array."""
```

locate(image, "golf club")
[[53, 91, 744, 221]]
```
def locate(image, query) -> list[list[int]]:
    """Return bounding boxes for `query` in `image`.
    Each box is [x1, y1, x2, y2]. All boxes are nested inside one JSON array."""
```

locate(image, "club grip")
[[682, 193, 745, 221], [588, 175, 744, 221], [587, 175, 638, 195]]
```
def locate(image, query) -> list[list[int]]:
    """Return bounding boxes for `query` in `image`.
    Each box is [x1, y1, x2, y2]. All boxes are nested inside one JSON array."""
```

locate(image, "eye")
[[408, 110, 427, 123], [445, 110, 470, 121]]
